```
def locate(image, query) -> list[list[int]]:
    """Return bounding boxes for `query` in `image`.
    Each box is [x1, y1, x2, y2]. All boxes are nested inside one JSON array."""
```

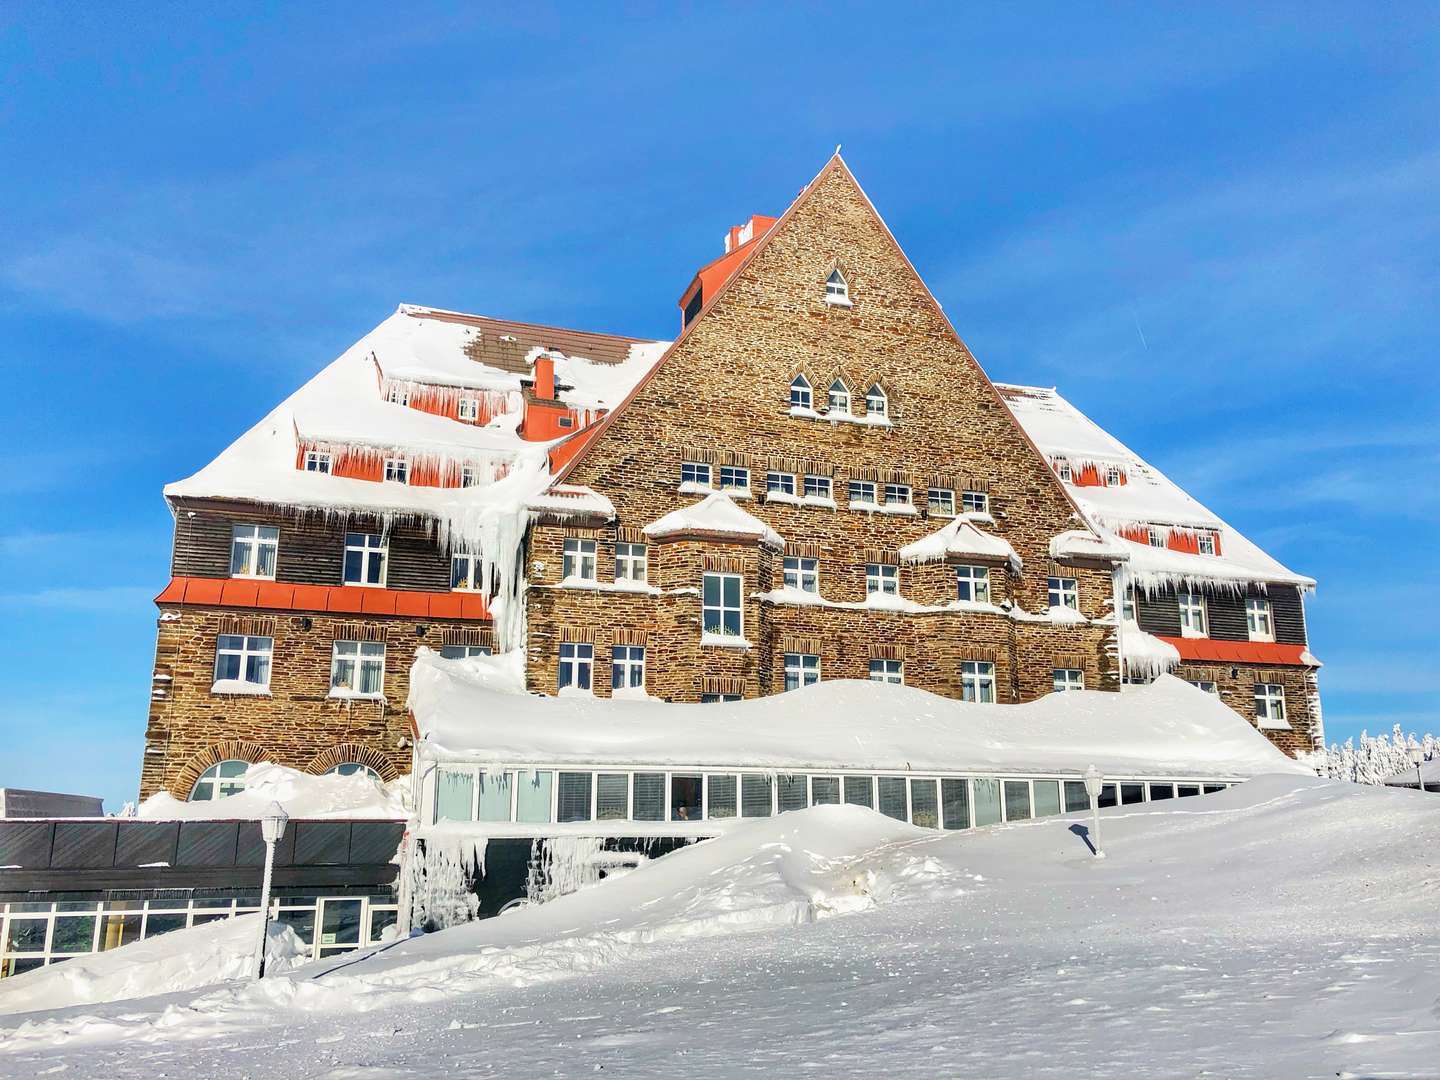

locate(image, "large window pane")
[[1033, 780, 1062, 818], [51, 915, 96, 954], [515, 770, 553, 823], [877, 777, 907, 821], [596, 773, 629, 820], [1064, 780, 1090, 813], [941, 778, 970, 829], [706, 774, 737, 818], [1148, 783, 1175, 801], [1121, 782, 1146, 805], [777, 774, 808, 813], [741, 774, 773, 817], [671, 775, 702, 821], [5, 918, 46, 952], [843, 776, 874, 808], [1177, 784, 1201, 799], [1098, 783, 1118, 808], [435, 769, 475, 822], [973, 779, 1002, 826], [1004, 780, 1032, 822], [811, 776, 840, 805], [633, 773, 665, 821], [476, 771, 512, 822], [557, 772, 593, 822], [909, 779, 939, 828]]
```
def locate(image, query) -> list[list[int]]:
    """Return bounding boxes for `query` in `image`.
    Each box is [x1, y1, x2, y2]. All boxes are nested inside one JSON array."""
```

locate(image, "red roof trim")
[[1156, 637, 1310, 666], [154, 577, 491, 622]]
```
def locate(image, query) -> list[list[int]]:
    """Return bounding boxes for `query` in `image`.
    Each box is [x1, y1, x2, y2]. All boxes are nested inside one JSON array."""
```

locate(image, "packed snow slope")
[[3, 776, 1438, 1078]]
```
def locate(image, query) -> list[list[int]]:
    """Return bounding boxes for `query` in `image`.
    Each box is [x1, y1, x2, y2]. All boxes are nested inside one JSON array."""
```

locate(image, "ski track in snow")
[[2, 776, 1438, 1078]]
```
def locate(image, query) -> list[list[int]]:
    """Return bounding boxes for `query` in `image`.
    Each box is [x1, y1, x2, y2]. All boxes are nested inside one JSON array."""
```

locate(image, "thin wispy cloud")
[[0, 585, 153, 613]]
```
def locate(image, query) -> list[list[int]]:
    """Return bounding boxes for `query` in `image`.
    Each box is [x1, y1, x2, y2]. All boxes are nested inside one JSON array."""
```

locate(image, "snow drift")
[[134, 762, 409, 820]]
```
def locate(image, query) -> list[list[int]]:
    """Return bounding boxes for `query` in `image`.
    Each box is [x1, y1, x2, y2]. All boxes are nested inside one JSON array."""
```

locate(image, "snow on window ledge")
[[1180, 627, 1206, 639], [611, 686, 661, 702], [787, 406, 821, 420], [848, 500, 881, 513], [823, 295, 854, 309], [963, 511, 996, 525], [678, 481, 716, 496], [1257, 717, 1292, 731], [801, 495, 837, 510], [328, 688, 385, 702], [558, 574, 603, 590], [700, 632, 753, 649], [210, 680, 272, 697], [557, 686, 595, 699], [1045, 605, 1088, 624], [717, 488, 753, 500], [878, 503, 918, 516], [764, 491, 803, 506]]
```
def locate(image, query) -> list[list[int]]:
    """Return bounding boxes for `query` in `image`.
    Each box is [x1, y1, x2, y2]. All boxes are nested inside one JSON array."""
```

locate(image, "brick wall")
[[1172, 661, 1319, 756]]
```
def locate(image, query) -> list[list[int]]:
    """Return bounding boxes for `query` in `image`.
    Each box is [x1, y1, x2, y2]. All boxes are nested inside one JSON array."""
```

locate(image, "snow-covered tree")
[[1302, 724, 1438, 784]]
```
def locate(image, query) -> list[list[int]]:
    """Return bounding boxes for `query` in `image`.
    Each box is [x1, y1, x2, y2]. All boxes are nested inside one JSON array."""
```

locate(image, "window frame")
[[960, 660, 995, 703], [827, 379, 850, 412], [213, 634, 273, 690], [1254, 683, 1288, 728], [1245, 597, 1274, 641], [383, 458, 409, 485], [303, 450, 332, 474], [865, 383, 888, 418], [451, 551, 485, 592], [783, 556, 819, 594], [869, 658, 903, 684], [1178, 590, 1208, 637], [1052, 668, 1084, 692], [611, 645, 646, 692], [701, 572, 744, 639], [927, 488, 956, 516], [1197, 532, 1217, 556], [229, 523, 279, 580], [614, 542, 648, 584], [789, 374, 813, 410], [961, 490, 990, 514], [342, 532, 388, 587], [562, 537, 598, 582], [190, 760, 250, 802], [848, 479, 878, 507], [783, 652, 820, 692], [766, 471, 796, 497], [718, 465, 750, 492], [329, 640, 386, 698], [883, 483, 911, 507], [558, 642, 594, 692], [824, 269, 851, 306], [1047, 576, 1079, 611], [803, 474, 832, 500], [680, 461, 713, 488], [955, 564, 991, 603], [457, 398, 479, 422], [866, 563, 899, 596]]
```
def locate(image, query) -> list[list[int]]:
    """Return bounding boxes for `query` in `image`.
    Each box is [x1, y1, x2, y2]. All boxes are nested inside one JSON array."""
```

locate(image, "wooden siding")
[[1136, 584, 1306, 645]]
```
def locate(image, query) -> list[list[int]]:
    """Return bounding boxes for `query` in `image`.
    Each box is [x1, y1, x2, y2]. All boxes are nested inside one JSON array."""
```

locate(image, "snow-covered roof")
[[408, 650, 1307, 779], [997, 385, 1313, 591], [900, 517, 1022, 571], [643, 492, 785, 549], [1383, 759, 1440, 787]]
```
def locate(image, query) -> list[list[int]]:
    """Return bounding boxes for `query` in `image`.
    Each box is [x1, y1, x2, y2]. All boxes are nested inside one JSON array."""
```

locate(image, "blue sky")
[[1, 4, 1435, 809]]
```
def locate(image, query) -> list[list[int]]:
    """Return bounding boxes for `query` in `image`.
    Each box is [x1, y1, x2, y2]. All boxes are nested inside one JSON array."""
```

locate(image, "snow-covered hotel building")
[[142, 154, 1322, 803]]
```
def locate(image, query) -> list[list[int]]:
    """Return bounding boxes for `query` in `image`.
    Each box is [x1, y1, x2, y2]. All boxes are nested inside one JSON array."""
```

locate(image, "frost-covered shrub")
[[1301, 725, 1437, 784]]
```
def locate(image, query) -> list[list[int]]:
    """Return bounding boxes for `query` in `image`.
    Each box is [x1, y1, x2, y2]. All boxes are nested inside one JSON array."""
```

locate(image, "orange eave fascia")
[[154, 576, 492, 621], [1156, 636, 1312, 667]]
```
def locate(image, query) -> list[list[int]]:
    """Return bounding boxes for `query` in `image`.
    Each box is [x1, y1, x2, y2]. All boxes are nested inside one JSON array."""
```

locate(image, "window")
[[1197, 532, 1217, 556], [1178, 590, 1207, 636], [955, 565, 991, 603], [766, 471, 795, 496], [783, 556, 818, 593], [451, 552, 485, 591], [343, 533, 387, 586], [386, 386, 411, 407], [961, 660, 995, 703], [330, 640, 384, 696], [327, 762, 382, 780], [1186, 679, 1218, 694], [1056, 459, 1072, 482], [961, 490, 989, 514], [383, 458, 409, 484], [673, 775, 704, 820], [558, 415, 574, 429], [229, 524, 278, 579], [1254, 683, 1288, 728], [1122, 582, 1137, 622], [1147, 526, 1166, 548], [612, 645, 645, 692], [865, 384, 887, 417], [700, 693, 742, 703], [789, 374, 812, 410], [869, 659, 903, 684], [562, 538, 597, 581], [1053, 668, 1084, 692], [824, 269, 850, 305], [803, 475, 832, 500], [190, 760, 249, 802], [718, 465, 750, 491], [633, 773, 665, 821], [614, 542, 647, 584], [213, 635, 272, 689], [778, 774, 809, 813], [1047, 576, 1079, 611], [1105, 466, 1123, 486], [784, 653, 819, 692], [681, 461, 712, 487], [303, 450, 332, 474], [440, 644, 491, 659], [702, 573, 743, 638], [828, 379, 850, 412], [557, 772, 592, 822], [883, 483, 911, 507], [598, 773, 628, 819], [928, 488, 955, 516], [844, 776, 874, 808], [848, 479, 877, 506], [866, 563, 899, 596], [516, 770, 554, 823], [741, 774, 773, 817], [558, 642, 593, 691], [1004, 780, 1032, 822], [458, 398, 479, 421], [460, 464, 479, 488], [1246, 598, 1274, 641]]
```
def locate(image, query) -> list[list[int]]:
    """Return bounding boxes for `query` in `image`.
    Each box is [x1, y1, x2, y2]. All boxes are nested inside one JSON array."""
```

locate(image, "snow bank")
[[408, 652, 1305, 778], [0, 915, 307, 1017], [135, 762, 409, 820]]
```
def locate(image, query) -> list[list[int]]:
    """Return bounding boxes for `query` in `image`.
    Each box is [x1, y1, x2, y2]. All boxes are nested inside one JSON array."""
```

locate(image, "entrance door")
[[316, 898, 363, 958]]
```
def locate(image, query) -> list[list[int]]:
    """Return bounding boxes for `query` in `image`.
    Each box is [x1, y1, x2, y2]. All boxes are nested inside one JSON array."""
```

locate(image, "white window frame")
[[866, 563, 899, 596], [928, 488, 956, 516], [960, 660, 995, 703], [611, 645, 645, 692], [303, 450, 332, 474], [330, 640, 385, 697], [440, 643, 492, 659], [383, 458, 409, 484], [718, 465, 750, 492], [1056, 459, 1072, 482], [190, 760, 250, 801], [848, 480, 877, 506], [1047, 576, 1079, 611], [827, 379, 850, 412], [451, 552, 484, 592], [213, 634, 273, 689], [1246, 597, 1274, 641], [562, 538, 597, 582], [229, 524, 279, 579], [387, 385, 411, 407], [961, 490, 989, 514], [789, 375, 812, 409], [1254, 683, 1288, 728], [803, 474, 832, 500], [1147, 526, 1166, 547], [702, 572, 744, 639], [559, 642, 594, 691], [1178, 590, 1208, 637], [883, 483, 911, 507], [681, 461, 713, 487], [783, 653, 820, 691], [1186, 679, 1218, 694], [824, 269, 851, 306], [1197, 532, 1217, 556], [766, 471, 796, 496], [955, 564, 991, 603], [457, 398, 479, 421], [865, 384, 887, 417], [1122, 581, 1137, 622], [783, 556, 819, 594], [343, 532, 387, 587], [614, 542, 648, 584], [1105, 466, 1123, 486], [869, 658, 903, 684], [1052, 668, 1084, 692]]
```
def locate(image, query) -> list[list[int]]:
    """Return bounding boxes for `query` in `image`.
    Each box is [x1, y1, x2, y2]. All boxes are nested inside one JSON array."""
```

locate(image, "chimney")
[[534, 354, 556, 401]]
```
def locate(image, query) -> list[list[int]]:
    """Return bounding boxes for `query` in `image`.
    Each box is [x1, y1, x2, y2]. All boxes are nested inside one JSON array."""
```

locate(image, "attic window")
[[458, 398, 479, 421], [387, 386, 411, 407], [790, 374, 813, 410], [865, 384, 887, 418], [1147, 527, 1165, 548], [1105, 466, 1123, 486], [1056, 459, 1072, 482], [384, 458, 409, 484], [1197, 532, 1217, 556], [828, 379, 850, 413], [824, 270, 852, 307]]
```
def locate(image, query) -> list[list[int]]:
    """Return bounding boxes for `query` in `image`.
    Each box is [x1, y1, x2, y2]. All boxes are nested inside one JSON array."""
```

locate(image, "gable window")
[[213, 634, 272, 690], [558, 642, 593, 691], [1197, 532, 1217, 556], [783, 556, 819, 593], [1254, 683, 1288, 728], [955, 565, 991, 603], [884, 483, 911, 507], [1053, 668, 1084, 692], [612, 645, 645, 692], [865, 384, 888, 418], [451, 552, 485, 591], [1122, 582, 1137, 622], [615, 542, 648, 584], [1178, 590, 1208, 637], [343, 532, 387, 586], [1246, 597, 1274, 641], [457, 398, 479, 421], [869, 658, 903, 684], [441, 643, 492, 659], [828, 379, 850, 412], [1056, 459, 1072, 482], [803, 475, 832, 500], [681, 461, 712, 487], [702, 572, 743, 638], [383, 458, 409, 484], [330, 640, 385, 697], [767, 471, 796, 496], [1186, 679, 1218, 694], [1105, 466, 1123, 486], [848, 480, 877, 506], [190, 760, 249, 802], [230, 524, 279, 579], [1047, 576, 1079, 611], [866, 563, 899, 596], [961, 490, 989, 514], [824, 269, 851, 306], [789, 374, 813, 410], [718, 466, 750, 492], [303, 450, 332, 474], [1147, 526, 1166, 548], [460, 464, 479, 488], [562, 538, 597, 582], [386, 386, 411, 407], [784, 653, 819, 691], [928, 488, 956, 516], [960, 660, 995, 703]]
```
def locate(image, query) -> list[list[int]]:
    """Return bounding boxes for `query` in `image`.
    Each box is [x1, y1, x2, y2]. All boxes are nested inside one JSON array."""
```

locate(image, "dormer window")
[[458, 398, 479, 421], [828, 379, 850, 413], [387, 386, 411, 407], [790, 374, 812, 410], [1056, 459, 1072, 482], [303, 450, 331, 474], [1197, 532, 1217, 556], [1147, 526, 1165, 548], [383, 458, 409, 484], [865, 384, 888, 418], [1105, 465, 1123, 486], [824, 269, 851, 307]]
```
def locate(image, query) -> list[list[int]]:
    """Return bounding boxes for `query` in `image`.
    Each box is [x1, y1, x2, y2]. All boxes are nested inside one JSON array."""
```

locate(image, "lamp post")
[[255, 801, 289, 980], [1408, 739, 1425, 793], [1083, 765, 1105, 858]]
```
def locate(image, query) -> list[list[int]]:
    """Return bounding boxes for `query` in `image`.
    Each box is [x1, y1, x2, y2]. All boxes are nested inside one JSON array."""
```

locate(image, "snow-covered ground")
[[2, 775, 1437, 1078]]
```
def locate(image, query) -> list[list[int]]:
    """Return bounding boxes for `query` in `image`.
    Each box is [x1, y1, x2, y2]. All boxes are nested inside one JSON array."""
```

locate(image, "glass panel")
[[941, 778, 970, 830], [4, 958, 45, 976], [633, 773, 665, 821], [1121, 782, 1146, 805], [5, 918, 47, 952], [972, 779, 1002, 827], [142, 913, 187, 939], [100, 913, 141, 951], [1203, 783, 1227, 794], [191, 912, 229, 927], [476, 771, 512, 822], [1004, 780, 1032, 822], [877, 777, 907, 821], [909, 779, 939, 828], [811, 776, 840, 805], [435, 769, 475, 822], [275, 909, 315, 947], [51, 915, 96, 953], [1148, 783, 1175, 801], [320, 900, 363, 947], [1033, 780, 1062, 818], [369, 907, 399, 943], [706, 774, 737, 818], [671, 775, 703, 821], [1098, 783, 1118, 809], [1177, 784, 1201, 799], [741, 774, 773, 817], [777, 774, 808, 813], [843, 776, 873, 808], [596, 774, 629, 820], [1064, 780, 1090, 812], [557, 773, 593, 822]]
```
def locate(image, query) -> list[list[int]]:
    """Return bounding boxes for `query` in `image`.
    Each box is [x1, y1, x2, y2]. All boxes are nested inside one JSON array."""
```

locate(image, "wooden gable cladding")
[[1136, 584, 1307, 646]]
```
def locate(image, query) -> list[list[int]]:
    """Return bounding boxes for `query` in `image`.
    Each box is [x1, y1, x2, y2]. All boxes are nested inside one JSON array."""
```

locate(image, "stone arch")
[[305, 743, 400, 782], [170, 740, 269, 800]]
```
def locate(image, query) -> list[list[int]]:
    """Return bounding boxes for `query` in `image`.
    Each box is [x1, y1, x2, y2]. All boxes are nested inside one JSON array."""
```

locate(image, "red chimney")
[[534, 354, 556, 401]]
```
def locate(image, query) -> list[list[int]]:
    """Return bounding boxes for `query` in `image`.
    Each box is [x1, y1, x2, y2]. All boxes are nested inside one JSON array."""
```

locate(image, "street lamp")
[[1083, 765, 1106, 859], [254, 801, 289, 980], [1408, 739, 1425, 793]]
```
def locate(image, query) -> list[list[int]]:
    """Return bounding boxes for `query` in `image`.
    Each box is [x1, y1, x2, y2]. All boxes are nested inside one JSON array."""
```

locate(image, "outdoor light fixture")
[[1083, 764, 1105, 858], [1409, 739, 1425, 792], [255, 801, 289, 979]]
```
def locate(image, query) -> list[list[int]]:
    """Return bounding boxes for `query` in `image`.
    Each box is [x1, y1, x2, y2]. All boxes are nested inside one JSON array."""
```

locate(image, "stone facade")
[[1171, 661, 1317, 757]]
